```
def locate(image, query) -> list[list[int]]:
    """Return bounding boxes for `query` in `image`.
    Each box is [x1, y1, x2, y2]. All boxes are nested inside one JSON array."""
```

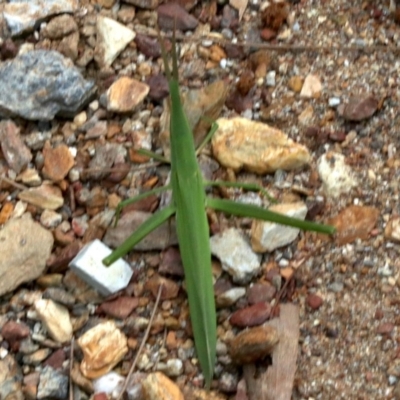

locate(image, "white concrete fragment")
[[251, 202, 308, 252], [317, 151, 358, 198], [210, 228, 261, 284], [69, 239, 133, 296]]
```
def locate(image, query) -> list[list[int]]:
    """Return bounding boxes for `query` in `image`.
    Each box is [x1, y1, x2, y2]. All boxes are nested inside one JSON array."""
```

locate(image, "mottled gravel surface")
[[2, 0, 400, 399]]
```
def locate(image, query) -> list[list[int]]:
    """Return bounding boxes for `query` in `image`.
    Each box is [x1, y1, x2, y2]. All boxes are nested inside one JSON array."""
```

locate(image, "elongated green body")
[[168, 76, 216, 386]]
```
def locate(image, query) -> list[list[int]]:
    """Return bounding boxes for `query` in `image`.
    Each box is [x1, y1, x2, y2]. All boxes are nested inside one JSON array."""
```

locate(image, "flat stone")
[[34, 298, 73, 343], [106, 77, 149, 113], [0, 50, 95, 120], [18, 183, 64, 210], [37, 366, 68, 400], [95, 16, 135, 67], [385, 217, 400, 242], [0, 354, 24, 400], [142, 372, 184, 400], [145, 275, 180, 300], [97, 296, 139, 319], [84, 142, 127, 181], [41, 14, 78, 39], [212, 117, 311, 174], [160, 80, 228, 157], [216, 287, 246, 307], [317, 152, 358, 198], [230, 302, 272, 327], [340, 95, 379, 121], [251, 202, 308, 252], [229, 325, 279, 364], [0, 213, 54, 296], [77, 321, 128, 379], [3, 0, 79, 36], [210, 228, 261, 284], [23, 348, 52, 365], [1, 320, 30, 351], [157, 3, 198, 31], [0, 120, 32, 174], [247, 283, 276, 304], [69, 239, 133, 296], [300, 74, 322, 98], [124, 0, 158, 9], [104, 210, 178, 251], [42, 143, 74, 182], [328, 205, 380, 245]]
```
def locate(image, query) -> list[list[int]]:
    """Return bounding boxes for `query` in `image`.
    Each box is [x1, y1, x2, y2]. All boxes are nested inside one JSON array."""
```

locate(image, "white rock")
[[93, 372, 124, 395], [210, 228, 261, 284], [95, 16, 135, 67], [34, 299, 73, 343], [40, 209, 62, 228], [317, 152, 358, 198], [251, 202, 308, 252], [157, 359, 183, 377], [69, 239, 133, 296], [300, 74, 322, 98], [216, 287, 246, 307]]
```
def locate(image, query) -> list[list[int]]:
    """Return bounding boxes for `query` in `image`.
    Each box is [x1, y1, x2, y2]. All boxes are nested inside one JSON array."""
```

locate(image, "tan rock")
[[0, 213, 54, 296], [160, 80, 228, 157], [212, 117, 311, 174], [106, 76, 149, 113], [300, 74, 322, 98], [142, 372, 184, 400], [18, 183, 64, 210], [229, 325, 279, 364], [77, 321, 128, 379], [42, 143, 74, 182], [287, 75, 303, 92], [328, 205, 380, 245], [385, 217, 400, 242], [34, 299, 73, 343]]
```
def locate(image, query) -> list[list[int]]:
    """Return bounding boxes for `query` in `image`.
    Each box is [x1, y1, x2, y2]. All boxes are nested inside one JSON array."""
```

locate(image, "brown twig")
[[115, 284, 163, 400], [0, 175, 27, 191], [69, 337, 75, 400]]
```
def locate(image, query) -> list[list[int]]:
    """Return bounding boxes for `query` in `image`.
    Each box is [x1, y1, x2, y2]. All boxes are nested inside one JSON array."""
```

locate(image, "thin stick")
[[69, 337, 75, 400], [115, 284, 163, 400], [0, 176, 27, 191]]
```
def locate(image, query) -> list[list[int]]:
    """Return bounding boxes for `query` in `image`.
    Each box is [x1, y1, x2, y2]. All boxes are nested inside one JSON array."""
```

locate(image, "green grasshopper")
[[102, 30, 335, 388]]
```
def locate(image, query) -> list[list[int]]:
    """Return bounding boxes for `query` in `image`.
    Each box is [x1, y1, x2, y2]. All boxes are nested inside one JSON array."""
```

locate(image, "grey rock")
[[0, 120, 32, 173], [43, 287, 75, 307], [103, 210, 178, 251], [0, 213, 54, 296], [3, 0, 79, 36], [37, 366, 68, 400], [83, 143, 127, 180], [0, 50, 96, 120], [0, 354, 24, 400]]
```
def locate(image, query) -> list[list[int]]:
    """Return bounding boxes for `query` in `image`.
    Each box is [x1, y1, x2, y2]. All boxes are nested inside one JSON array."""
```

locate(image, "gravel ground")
[[2, 0, 400, 399]]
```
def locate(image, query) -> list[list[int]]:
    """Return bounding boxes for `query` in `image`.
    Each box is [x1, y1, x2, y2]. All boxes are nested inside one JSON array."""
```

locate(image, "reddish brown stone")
[[340, 95, 379, 122], [42, 143, 74, 182], [229, 325, 279, 364], [159, 247, 184, 277], [1, 320, 30, 351], [247, 283, 276, 305], [230, 302, 271, 328], [43, 349, 66, 369], [97, 296, 139, 319], [46, 241, 82, 272], [260, 28, 277, 41], [157, 3, 198, 31], [377, 322, 394, 335], [145, 275, 180, 300], [306, 293, 323, 310]]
